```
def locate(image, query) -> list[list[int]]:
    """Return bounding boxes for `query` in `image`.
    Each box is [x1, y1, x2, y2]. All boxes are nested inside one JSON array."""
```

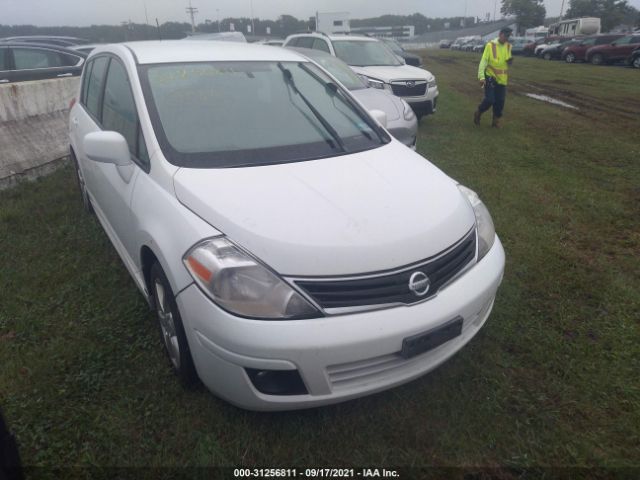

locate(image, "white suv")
[[284, 33, 438, 119], [69, 41, 504, 411]]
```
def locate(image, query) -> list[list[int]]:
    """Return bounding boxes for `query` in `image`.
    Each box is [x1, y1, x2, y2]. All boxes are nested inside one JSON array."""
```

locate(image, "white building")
[[316, 12, 351, 34]]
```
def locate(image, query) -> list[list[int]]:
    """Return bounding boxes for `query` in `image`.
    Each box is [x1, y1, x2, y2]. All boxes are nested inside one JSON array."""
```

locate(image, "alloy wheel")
[[154, 279, 181, 369]]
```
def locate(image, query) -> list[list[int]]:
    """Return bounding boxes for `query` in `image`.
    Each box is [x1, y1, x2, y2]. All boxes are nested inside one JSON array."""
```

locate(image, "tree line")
[[501, 0, 639, 32], [1, 1, 638, 43]]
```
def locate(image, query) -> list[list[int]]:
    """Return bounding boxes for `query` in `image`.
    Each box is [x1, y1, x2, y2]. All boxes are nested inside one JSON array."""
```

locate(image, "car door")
[[74, 54, 149, 264], [9, 46, 83, 82], [90, 56, 150, 263]]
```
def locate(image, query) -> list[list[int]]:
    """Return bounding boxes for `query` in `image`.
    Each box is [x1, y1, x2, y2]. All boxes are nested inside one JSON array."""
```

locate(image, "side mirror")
[[369, 109, 387, 128], [83, 131, 132, 166]]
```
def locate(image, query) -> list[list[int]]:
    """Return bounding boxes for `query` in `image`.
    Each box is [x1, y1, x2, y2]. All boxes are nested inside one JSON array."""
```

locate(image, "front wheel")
[[565, 52, 576, 63], [150, 262, 199, 387], [633, 56, 640, 69], [544, 52, 552, 60], [591, 53, 605, 65]]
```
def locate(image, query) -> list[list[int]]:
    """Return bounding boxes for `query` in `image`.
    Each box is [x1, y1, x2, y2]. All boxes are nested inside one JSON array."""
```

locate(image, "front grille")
[[295, 229, 476, 311], [391, 81, 427, 97]]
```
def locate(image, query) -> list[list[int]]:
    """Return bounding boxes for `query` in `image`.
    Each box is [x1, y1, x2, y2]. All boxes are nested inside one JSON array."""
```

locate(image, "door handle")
[[72, 117, 79, 126], [57, 73, 73, 78]]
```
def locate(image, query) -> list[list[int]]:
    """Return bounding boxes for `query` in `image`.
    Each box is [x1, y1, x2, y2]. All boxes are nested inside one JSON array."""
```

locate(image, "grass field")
[[1, 49, 639, 476]]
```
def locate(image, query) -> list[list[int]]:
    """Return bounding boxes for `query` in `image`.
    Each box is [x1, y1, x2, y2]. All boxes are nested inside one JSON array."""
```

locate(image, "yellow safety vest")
[[478, 39, 512, 85]]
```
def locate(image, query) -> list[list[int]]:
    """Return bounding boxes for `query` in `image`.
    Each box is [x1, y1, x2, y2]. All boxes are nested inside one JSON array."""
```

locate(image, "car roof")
[[288, 33, 376, 42], [107, 40, 309, 65], [0, 42, 87, 56]]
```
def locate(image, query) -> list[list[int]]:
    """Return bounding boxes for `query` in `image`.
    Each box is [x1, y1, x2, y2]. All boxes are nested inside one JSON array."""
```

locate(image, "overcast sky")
[[3, 0, 640, 26]]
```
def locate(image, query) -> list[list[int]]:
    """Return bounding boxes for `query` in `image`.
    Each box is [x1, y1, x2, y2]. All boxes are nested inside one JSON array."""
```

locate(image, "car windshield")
[[140, 61, 388, 168], [332, 40, 402, 66], [300, 51, 367, 90], [383, 39, 403, 54]]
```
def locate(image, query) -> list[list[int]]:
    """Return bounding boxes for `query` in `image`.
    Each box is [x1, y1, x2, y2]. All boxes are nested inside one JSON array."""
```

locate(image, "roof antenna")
[[156, 18, 162, 40]]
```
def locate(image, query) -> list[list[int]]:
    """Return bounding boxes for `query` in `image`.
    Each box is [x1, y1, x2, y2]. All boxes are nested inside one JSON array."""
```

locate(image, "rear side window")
[[312, 39, 331, 53], [0, 48, 7, 71], [80, 60, 93, 104], [12, 48, 70, 69], [286, 38, 299, 47], [84, 56, 109, 120], [582, 38, 596, 46], [102, 59, 149, 166]]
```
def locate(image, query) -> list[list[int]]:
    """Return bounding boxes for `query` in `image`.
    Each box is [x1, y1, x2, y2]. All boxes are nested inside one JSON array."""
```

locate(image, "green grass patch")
[[0, 50, 639, 471]]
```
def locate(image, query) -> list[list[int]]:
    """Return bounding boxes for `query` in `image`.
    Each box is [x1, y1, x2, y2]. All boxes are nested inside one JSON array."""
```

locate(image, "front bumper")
[[176, 236, 505, 411], [403, 85, 439, 116]]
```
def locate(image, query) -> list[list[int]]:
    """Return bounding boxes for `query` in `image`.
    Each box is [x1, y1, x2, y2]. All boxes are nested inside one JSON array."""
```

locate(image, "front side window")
[[140, 61, 388, 168], [84, 56, 109, 120], [101, 59, 149, 166], [332, 40, 402, 67], [582, 38, 597, 46], [296, 37, 314, 49], [613, 36, 632, 45], [12, 48, 77, 69]]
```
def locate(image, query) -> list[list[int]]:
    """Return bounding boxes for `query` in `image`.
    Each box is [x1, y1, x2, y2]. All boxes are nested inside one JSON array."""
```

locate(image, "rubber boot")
[[473, 110, 482, 126], [492, 116, 501, 128]]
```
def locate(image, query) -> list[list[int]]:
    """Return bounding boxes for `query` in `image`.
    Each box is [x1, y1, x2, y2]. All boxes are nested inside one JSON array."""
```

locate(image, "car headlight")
[[367, 77, 387, 90], [457, 185, 496, 260], [427, 80, 437, 89], [401, 99, 415, 121], [184, 237, 319, 319]]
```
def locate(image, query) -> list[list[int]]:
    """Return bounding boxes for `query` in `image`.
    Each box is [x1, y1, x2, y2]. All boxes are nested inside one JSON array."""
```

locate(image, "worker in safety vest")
[[474, 27, 513, 128]]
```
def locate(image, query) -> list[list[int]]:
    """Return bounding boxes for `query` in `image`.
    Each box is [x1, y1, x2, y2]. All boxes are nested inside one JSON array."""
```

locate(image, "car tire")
[[633, 56, 640, 69], [71, 150, 93, 214], [150, 262, 199, 388], [591, 53, 605, 65], [565, 52, 576, 63], [544, 52, 552, 60]]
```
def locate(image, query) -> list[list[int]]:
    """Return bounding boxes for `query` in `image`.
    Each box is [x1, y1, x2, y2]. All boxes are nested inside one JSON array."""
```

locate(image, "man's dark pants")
[[478, 77, 506, 118]]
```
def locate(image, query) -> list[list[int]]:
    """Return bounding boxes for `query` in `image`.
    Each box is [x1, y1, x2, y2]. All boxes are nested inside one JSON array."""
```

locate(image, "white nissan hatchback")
[[69, 41, 505, 411]]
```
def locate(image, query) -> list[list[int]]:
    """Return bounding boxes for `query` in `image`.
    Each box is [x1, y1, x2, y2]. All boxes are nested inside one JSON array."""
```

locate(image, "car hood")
[[349, 64, 435, 84], [173, 142, 475, 276], [350, 88, 401, 121]]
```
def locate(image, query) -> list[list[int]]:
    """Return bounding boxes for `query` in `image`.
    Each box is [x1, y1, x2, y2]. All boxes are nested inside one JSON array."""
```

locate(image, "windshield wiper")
[[278, 63, 346, 153]]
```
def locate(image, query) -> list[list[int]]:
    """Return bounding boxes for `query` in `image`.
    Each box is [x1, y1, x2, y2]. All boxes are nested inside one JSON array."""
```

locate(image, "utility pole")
[[217, 8, 220, 32], [559, 0, 566, 19], [186, 0, 198, 33], [250, 0, 255, 36], [493, 0, 498, 21]]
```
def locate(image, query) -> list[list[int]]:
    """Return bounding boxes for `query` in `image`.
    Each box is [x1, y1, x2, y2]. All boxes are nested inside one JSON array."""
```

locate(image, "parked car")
[[289, 47, 418, 149], [585, 34, 640, 65], [561, 34, 625, 63], [284, 33, 438, 119], [381, 38, 422, 67], [540, 38, 582, 60], [627, 47, 640, 68], [510, 37, 533, 55], [471, 40, 486, 53], [524, 37, 562, 56], [258, 39, 284, 46], [450, 38, 465, 50], [183, 32, 247, 42], [439, 39, 452, 49], [0, 35, 90, 47], [69, 41, 505, 411], [0, 42, 86, 83]]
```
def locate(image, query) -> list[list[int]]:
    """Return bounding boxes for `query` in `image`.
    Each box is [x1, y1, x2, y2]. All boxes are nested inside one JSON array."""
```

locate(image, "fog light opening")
[[246, 368, 308, 396]]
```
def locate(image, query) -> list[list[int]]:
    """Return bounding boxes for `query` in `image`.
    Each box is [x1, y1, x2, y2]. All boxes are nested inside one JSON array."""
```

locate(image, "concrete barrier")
[[0, 78, 79, 190]]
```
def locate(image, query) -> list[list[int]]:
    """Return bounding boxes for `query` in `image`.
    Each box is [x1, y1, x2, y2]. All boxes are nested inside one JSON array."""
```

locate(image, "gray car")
[[289, 47, 418, 149]]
